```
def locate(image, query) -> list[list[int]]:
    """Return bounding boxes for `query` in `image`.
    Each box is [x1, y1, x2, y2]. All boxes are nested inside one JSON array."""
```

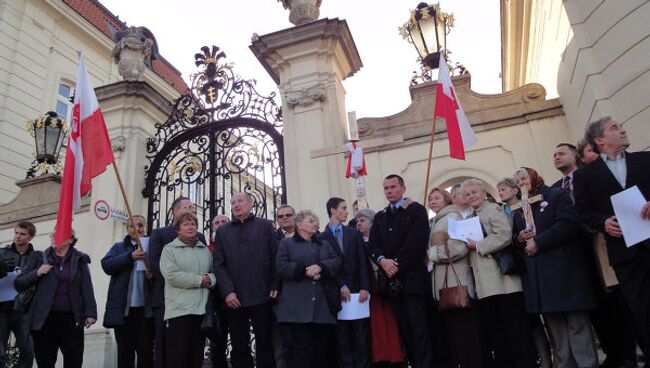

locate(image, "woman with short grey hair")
[[275, 210, 341, 368]]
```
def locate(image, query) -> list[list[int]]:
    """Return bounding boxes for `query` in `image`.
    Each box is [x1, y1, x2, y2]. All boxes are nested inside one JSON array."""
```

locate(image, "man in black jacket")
[[553, 142, 637, 367], [214, 193, 278, 368], [322, 197, 370, 368], [0, 221, 36, 368], [574, 116, 650, 363], [275, 205, 295, 241], [369, 175, 432, 368], [147, 196, 206, 368]]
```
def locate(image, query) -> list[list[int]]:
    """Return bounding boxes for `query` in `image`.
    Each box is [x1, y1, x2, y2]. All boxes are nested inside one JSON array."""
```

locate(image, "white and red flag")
[[434, 52, 477, 160], [54, 53, 114, 246]]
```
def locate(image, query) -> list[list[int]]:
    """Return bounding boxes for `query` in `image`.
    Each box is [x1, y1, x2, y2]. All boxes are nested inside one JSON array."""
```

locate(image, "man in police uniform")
[[369, 175, 432, 368]]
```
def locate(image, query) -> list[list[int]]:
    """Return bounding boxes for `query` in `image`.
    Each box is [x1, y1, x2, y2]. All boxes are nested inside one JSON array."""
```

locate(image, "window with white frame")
[[55, 83, 74, 120]]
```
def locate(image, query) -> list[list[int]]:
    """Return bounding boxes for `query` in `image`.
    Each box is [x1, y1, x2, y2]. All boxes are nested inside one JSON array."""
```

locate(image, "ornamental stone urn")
[[278, 0, 322, 25], [112, 26, 158, 81]]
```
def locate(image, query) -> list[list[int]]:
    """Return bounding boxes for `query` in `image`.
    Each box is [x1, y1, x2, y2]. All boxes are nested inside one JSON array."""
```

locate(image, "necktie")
[[334, 227, 344, 251], [562, 175, 571, 190]]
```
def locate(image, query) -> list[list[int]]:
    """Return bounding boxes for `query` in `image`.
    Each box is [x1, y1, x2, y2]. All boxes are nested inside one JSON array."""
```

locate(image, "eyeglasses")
[[277, 213, 293, 219]]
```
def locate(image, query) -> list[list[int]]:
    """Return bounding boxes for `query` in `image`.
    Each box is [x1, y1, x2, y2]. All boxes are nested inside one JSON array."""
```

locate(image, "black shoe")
[[600, 358, 637, 368]]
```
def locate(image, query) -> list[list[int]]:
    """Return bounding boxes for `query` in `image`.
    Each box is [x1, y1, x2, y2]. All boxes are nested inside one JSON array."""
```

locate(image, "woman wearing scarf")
[[512, 167, 598, 368]]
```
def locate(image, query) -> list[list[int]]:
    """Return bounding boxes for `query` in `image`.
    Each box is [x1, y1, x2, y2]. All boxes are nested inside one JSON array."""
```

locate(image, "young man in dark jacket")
[[102, 215, 153, 368], [0, 221, 36, 368]]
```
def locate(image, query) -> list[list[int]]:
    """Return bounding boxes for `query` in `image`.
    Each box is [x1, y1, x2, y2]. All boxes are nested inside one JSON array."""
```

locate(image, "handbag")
[[14, 251, 48, 312], [316, 242, 342, 316], [495, 245, 526, 275], [200, 293, 220, 340], [437, 242, 470, 311]]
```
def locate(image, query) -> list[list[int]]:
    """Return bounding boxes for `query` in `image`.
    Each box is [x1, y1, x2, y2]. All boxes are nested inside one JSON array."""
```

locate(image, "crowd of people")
[[0, 115, 648, 368]]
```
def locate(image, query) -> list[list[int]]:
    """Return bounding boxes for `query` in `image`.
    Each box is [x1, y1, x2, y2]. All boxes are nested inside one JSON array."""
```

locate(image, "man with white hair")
[[213, 193, 279, 368]]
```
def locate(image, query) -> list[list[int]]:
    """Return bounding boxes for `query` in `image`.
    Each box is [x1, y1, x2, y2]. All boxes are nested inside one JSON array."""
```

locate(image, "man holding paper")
[[573, 116, 650, 359], [321, 197, 370, 368]]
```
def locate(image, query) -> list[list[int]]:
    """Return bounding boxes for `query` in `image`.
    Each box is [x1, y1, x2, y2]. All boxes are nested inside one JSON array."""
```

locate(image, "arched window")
[[55, 83, 74, 120]]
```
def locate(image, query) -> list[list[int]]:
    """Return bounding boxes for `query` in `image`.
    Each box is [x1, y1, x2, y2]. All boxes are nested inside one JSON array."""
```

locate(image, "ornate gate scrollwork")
[[143, 46, 286, 231]]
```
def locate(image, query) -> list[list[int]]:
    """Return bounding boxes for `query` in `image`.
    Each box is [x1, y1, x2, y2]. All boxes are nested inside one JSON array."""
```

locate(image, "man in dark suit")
[[322, 197, 370, 368], [147, 196, 206, 368], [275, 204, 295, 241], [553, 142, 637, 367], [213, 193, 278, 368], [574, 117, 650, 365], [369, 175, 432, 368]]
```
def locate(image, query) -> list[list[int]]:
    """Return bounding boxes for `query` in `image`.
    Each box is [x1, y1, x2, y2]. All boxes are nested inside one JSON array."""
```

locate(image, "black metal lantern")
[[26, 111, 68, 178], [400, 2, 454, 69]]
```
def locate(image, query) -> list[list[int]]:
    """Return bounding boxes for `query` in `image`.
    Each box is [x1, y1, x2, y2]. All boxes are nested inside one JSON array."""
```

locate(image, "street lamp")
[[25, 111, 68, 178], [400, 2, 454, 69]]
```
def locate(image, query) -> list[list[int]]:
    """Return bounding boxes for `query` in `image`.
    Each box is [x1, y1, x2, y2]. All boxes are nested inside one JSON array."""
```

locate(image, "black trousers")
[[591, 284, 637, 363], [478, 292, 536, 368], [114, 307, 154, 368], [31, 311, 84, 368], [152, 306, 165, 368], [442, 302, 491, 368], [614, 248, 650, 357], [281, 323, 331, 368], [209, 304, 230, 368], [336, 318, 370, 368], [164, 315, 204, 368], [392, 294, 433, 368], [228, 302, 276, 368]]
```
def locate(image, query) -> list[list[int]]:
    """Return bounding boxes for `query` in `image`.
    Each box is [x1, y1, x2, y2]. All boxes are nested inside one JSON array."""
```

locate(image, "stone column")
[[250, 18, 362, 219]]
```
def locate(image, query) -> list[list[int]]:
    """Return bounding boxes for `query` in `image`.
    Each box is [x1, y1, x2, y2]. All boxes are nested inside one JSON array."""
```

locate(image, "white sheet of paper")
[[447, 217, 485, 243], [136, 237, 150, 271], [610, 186, 650, 247], [0, 272, 18, 302], [337, 293, 370, 321]]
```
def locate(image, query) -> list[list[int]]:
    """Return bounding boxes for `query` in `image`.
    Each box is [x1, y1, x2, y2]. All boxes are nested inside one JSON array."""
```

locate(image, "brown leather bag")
[[437, 238, 470, 310]]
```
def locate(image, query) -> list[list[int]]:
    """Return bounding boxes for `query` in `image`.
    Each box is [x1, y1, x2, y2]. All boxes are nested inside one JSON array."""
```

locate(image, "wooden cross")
[[510, 187, 543, 232]]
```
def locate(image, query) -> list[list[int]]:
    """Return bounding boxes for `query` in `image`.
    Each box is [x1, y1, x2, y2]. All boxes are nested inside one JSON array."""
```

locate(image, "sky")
[[101, 0, 502, 119]]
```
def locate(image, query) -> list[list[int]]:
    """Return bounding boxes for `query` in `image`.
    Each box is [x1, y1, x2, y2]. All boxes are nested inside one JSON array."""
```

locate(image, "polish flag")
[[54, 53, 114, 246], [434, 52, 477, 160]]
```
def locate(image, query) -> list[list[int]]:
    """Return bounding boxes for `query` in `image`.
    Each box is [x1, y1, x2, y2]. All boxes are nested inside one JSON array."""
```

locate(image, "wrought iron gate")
[[143, 46, 286, 231]]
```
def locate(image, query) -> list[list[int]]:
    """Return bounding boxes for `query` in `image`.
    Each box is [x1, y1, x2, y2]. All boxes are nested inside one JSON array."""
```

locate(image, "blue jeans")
[[0, 308, 34, 368]]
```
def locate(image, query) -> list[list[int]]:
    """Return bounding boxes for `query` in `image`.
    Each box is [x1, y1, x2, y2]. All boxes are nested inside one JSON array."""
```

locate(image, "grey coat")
[[274, 234, 341, 325]]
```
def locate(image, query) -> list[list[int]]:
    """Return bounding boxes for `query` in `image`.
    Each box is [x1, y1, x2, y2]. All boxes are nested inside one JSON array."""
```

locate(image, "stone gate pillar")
[[250, 19, 362, 218]]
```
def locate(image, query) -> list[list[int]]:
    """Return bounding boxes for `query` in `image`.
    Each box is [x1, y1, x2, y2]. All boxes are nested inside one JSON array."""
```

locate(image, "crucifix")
[[510, 186, 543, 232]]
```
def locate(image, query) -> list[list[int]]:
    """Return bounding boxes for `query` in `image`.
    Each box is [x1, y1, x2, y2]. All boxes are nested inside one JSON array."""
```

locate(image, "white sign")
[[93, 200, 130, 224], [611, 186, 650, 247]]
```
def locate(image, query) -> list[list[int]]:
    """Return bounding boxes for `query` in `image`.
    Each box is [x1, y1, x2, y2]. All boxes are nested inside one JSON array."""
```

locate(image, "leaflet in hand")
[[136, 237, 150, 271], [447, 216, 485, 243], [610, 186, 650, 247]]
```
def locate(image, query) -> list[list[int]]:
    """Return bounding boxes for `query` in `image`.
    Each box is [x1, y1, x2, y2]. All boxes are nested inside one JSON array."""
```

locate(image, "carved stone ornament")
[[278, 0, 322, 25], [112, 26, 157, 81], [111, 135, 126, 152], [285, 83, 326, 107]]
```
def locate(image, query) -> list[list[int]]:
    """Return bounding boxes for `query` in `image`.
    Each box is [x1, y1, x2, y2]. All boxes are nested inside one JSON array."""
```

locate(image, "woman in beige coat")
[[461, 178, 536, 368], [427, 187, 489, 367]]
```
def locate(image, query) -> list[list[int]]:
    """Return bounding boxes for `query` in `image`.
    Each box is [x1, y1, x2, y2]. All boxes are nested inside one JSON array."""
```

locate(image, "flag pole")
[[423, 115, 438, 204], [111, 161, 151, 274]]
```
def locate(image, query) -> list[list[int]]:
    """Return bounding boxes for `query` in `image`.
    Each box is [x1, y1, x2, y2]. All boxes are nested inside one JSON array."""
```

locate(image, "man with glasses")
[[275, 205, 296, 240], [147, 197, 206, 368]]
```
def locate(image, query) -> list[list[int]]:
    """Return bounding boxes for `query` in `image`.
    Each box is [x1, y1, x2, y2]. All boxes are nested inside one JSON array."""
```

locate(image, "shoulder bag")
[[14, 251, 48, 312], [437, 242, 470, 310]]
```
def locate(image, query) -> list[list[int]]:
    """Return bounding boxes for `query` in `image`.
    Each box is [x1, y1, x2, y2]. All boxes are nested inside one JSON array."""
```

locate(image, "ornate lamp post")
[[25, 111, 68, 178], [400, 2, 454, 70]]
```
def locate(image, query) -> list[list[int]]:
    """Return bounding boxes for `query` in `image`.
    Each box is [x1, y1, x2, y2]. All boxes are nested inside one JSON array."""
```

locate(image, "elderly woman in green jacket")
[[160, 212, 216, 368]]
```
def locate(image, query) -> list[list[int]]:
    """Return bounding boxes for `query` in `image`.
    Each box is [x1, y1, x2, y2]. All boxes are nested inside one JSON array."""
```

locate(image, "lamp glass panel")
[[436, 20, 447, 52], [409, 25, 427, 60], [45, 125, 60, 161], [419, 16, 438, 56], [34, 125, 45, 158]]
